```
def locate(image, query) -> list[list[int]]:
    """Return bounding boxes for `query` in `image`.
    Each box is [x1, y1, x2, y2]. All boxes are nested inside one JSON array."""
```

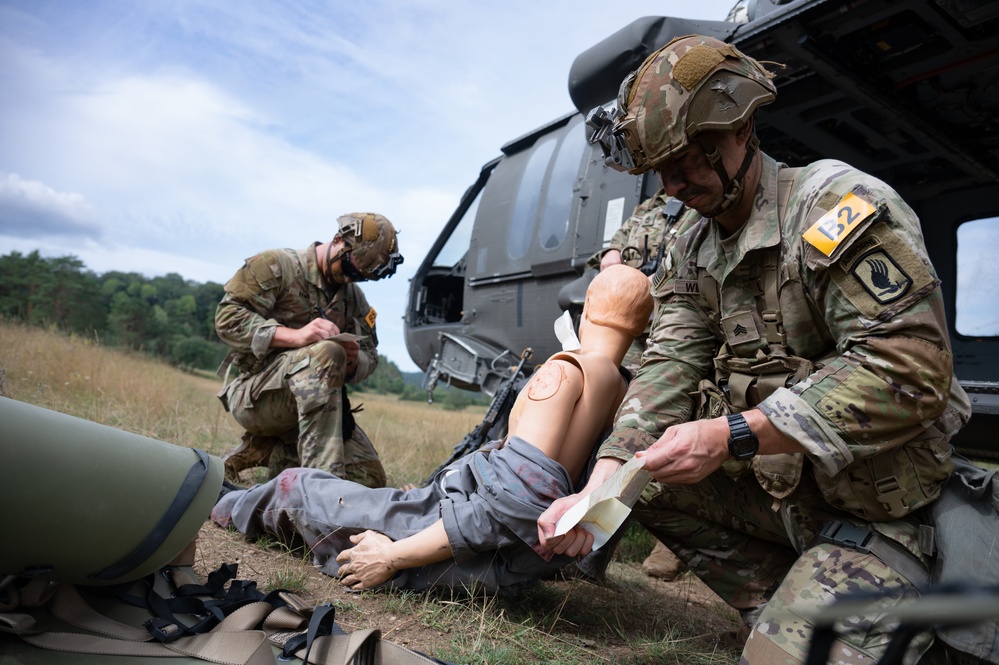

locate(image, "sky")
[[5, 0, 993, 376], [0, 0, 744, 373]]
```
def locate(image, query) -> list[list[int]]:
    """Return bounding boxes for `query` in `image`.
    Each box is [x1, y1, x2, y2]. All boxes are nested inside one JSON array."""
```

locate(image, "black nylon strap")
[[283, 602, 345, 662], [816, 520, 930, 591], [90, 449, 212, 581]]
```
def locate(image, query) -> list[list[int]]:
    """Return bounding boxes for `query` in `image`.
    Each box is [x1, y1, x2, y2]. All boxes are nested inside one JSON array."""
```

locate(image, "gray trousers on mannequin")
[[211, 436, 577, 593]]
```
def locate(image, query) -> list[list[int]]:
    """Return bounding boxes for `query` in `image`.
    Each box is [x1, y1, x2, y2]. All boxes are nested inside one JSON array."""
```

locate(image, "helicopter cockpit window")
[[508, 136, 557, 261], [956, 216, 999, 337], [538, 120, 587, 250], [435, 187, 481, 269]]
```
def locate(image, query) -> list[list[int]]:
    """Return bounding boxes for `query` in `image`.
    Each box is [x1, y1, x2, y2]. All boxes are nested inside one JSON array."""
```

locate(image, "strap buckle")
[[875, 475, 909, 518], [816, 520, 873, 554]]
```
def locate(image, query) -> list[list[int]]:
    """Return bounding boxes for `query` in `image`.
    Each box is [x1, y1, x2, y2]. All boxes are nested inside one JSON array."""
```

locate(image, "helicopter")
[[403, 0, 999, 462]]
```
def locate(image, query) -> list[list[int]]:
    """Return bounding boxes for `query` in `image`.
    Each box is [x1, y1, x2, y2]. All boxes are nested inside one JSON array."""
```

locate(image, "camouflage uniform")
[[600, 155, 971, 663], [588, 188, 679, 273], [587, 188, 691, 373], [216, 243, 386, 488]]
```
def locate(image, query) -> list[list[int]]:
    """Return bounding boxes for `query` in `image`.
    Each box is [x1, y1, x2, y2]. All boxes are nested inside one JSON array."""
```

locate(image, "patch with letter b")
[[849, 249, 912, 304], [803, 192, 878, 257], [365, 307, 377, 328]]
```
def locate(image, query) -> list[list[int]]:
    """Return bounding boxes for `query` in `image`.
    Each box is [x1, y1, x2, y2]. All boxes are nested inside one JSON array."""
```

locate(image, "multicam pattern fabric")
[[588, 188, 692, 371], [634, 464, 931, 610], [601, 154, 971, 661], [743, 543, 935, 664], [587, 188, 686, 271], [336, 212, 400, 278], [215, 244, 385, 487], [265, 441, 387, 488], [614, 35, 777, 174], [602, 155, 970, 509]]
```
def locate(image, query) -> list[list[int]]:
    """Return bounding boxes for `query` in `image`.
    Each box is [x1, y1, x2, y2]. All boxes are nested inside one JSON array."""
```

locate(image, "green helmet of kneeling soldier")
[[326, 212, 404, 283], [606, 34, 778, 217]]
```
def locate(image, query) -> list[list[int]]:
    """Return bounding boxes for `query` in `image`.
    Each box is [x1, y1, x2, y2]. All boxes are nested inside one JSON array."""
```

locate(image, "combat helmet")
[[333, 212, 404, 282], [587, 35, 778, 215]]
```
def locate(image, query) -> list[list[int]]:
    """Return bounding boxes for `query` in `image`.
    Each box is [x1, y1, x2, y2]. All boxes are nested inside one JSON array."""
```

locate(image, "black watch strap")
[[726, 413, 758, 460]]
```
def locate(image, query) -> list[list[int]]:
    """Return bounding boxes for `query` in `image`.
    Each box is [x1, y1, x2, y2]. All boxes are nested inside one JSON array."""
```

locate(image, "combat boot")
[[642, 541, 686, 580], [222, 432, 281, 481]]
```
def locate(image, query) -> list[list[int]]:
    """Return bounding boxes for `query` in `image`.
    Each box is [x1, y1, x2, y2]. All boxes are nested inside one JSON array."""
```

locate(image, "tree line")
[[0, 250, 487, 407], [1, 250, 226, 370]]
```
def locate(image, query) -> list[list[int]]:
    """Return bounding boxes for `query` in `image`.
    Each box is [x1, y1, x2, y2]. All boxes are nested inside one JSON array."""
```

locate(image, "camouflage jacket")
[[600, 154, 971, 520], [215, 243, 379, 382], [587, 188, 688, 270]]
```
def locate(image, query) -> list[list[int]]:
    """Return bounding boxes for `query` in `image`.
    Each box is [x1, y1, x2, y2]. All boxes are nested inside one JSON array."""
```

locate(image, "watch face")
[[729, 435, 757, 460], [727, 413, 758, 460]]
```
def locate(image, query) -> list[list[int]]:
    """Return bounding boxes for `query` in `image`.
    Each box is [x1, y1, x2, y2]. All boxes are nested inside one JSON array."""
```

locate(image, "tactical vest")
[[217, 249, 347, 396], [683, 167, 958, 522]]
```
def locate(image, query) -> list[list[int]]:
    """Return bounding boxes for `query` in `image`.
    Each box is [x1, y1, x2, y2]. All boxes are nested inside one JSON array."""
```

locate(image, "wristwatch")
[[726, 413, 758, 460]]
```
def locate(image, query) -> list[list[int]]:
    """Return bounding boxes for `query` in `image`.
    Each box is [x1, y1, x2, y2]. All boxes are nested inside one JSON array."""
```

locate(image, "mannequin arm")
[[335, 520, 452, 590]]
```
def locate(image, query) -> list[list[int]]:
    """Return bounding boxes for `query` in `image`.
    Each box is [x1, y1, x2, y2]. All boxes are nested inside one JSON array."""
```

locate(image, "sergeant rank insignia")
[[849, 249, 912, 304]]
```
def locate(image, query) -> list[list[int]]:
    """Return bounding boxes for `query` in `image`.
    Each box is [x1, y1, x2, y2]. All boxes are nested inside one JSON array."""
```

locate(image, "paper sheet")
[[554, 310, 580, 352], [553, 456, 651, 550], [326, 332, 364, 343]]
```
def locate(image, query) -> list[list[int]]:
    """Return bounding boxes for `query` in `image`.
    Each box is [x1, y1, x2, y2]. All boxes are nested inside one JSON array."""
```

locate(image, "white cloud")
[[0, 173, 102, 238]]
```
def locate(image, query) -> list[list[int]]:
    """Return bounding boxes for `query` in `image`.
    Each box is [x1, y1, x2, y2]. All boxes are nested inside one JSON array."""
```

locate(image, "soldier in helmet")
[[540, 35, 972, 663], [215, 212, 403, 489]]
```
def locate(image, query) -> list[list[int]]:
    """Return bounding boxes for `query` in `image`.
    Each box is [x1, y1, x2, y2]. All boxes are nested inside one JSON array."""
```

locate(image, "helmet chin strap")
[[698, 133, 760, 219], [323, 239, 348, 287]]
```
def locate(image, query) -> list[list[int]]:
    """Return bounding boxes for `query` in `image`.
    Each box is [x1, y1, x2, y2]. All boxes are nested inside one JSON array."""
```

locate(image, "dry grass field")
[[0, 321, 743, 664]]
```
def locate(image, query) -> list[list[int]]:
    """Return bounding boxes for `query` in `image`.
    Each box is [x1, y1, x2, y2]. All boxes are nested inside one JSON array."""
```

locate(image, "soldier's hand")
[[335, 531, 396, 590], [298, 318, 341, 345], [271, 318, 341, 348], [637, 417, 729, 485], [600, 249, 623, 271], [538, 456, 622, 557]]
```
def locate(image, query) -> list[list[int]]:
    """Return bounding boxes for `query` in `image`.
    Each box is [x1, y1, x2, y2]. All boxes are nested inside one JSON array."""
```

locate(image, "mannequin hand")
[[537, 493, 594, 558], [335, 531, 396, 590]]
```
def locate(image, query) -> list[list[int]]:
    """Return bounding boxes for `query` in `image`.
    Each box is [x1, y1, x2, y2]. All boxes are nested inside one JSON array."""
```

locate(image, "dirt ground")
[[193, 520, 746, 662]]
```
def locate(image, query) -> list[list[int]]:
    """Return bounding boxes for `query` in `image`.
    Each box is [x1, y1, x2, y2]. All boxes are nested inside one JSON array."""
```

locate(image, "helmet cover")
[[611, 35, 778, 174], [336, 212, 403, 281]]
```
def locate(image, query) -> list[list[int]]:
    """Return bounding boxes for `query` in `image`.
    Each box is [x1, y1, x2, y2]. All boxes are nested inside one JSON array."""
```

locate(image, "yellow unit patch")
[[802, 192, 878, 256], [365, 307, 377, 328]]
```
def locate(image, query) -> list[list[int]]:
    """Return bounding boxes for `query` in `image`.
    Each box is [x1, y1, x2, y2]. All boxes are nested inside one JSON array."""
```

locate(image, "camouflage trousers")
[[633, 468, 941, 664], [221, 340, 386, 489], [621, 332, 649, 377]]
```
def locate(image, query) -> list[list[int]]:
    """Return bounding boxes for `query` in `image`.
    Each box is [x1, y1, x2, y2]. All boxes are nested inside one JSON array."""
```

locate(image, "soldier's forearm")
[[741, 409, 806, 456]]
